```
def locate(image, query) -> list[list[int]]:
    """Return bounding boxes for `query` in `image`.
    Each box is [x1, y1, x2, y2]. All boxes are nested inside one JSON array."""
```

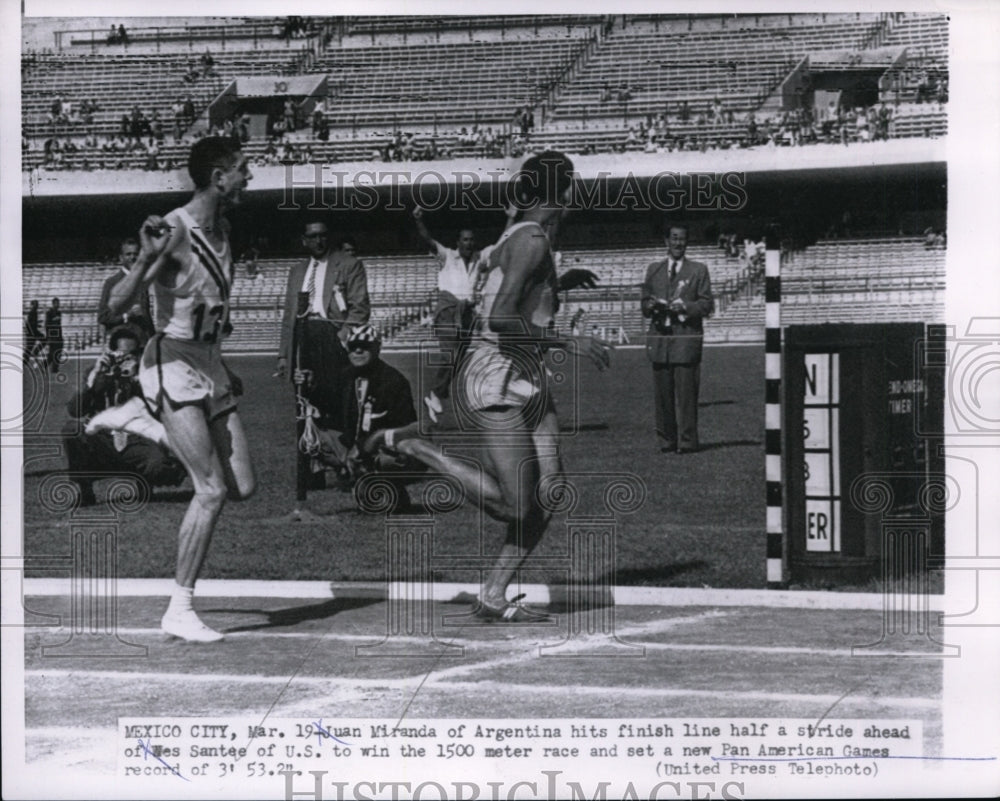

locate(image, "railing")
[[56, 21, 292, 54]]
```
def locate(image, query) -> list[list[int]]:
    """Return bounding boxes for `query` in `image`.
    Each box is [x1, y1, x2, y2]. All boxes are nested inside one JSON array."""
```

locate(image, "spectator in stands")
[[81, 98, 99, 125], [276, 219, 371, 406], [171, 99, 184, 139], [411, 206, 488, 423], [280, 141, 297, 165], [640, 221, 714, 454], [936, 76, 948, 105], [238, 237, 262, 280], [98, 238, 154, 346], [746, 112, 758, 145], [182, 96, 196, 128], [24, 300, 44, 364], [200, 49, 216, 79], [144, 138, 161, 171], [129, 106, 149, 140], [283, 99, 296, 134], [106, 26, 119, 45], [183, 60, 201, 85], [47, 97, 63, 128], [315, 114, 329, 142], [63, 328, 185, 507], [237, 113, 251, 144], [150, 110, 164, 142], [118, 24, 128, 46], [44, 297, 64, 374], [295, 325, 422, 509], [42, 137, 60, 165]]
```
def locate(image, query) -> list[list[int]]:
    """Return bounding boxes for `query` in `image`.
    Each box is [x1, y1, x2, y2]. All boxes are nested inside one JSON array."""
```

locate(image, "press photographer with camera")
[[63, 327, 185, 506], [641, 221, 714, 454]]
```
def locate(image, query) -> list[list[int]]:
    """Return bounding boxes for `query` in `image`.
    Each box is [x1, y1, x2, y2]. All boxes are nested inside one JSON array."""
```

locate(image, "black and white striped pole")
[[764, 226, 785, 588]]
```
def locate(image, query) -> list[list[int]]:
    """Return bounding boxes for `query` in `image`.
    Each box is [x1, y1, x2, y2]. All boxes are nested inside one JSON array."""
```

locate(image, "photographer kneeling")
[[296, 325, 423, 511], [63, 327, 186, 506]]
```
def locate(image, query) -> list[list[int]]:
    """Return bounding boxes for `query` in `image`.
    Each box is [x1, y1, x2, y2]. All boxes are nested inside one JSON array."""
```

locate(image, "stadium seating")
[[21, 236, 944, 353], [20, 16, 948, 351], [22, 12, 949, 168]]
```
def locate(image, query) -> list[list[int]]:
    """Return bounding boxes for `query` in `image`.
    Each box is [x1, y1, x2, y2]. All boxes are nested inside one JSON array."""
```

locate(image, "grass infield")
[[25, 344, 909, 591]]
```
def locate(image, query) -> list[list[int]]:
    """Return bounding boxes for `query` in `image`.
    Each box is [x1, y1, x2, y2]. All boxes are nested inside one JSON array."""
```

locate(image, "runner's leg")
[[158, 401, 229, 641]]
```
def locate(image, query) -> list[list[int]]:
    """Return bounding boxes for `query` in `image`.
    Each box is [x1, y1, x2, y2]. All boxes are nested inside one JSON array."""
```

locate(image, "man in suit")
[[97, 238, 154, 347], [641, 221, 714, 454], [276, 220, 370, 426]]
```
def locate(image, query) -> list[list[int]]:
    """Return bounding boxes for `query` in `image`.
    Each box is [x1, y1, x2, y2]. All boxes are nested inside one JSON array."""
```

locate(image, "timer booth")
[[782, 323, 944, 586]]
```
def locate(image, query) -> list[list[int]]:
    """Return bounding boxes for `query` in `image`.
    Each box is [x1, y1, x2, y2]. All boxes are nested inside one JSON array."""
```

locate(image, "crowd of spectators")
[[277, 17, 318, 40], [253, 138, 315, 167], [376, 130, 454, 162], [46, 97, 101, 129], [923, 227, 946, 250], [34, 133, 179, 172], [908, 68, 948, 105], [599, 82, 635, 103], [599, 97, 923, 155]]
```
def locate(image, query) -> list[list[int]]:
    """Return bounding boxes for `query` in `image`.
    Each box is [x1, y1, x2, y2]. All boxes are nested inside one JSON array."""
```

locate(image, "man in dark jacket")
[[298, 325, 421, 508], [24, 300, 44, 364], [641, 222, 714, 454]]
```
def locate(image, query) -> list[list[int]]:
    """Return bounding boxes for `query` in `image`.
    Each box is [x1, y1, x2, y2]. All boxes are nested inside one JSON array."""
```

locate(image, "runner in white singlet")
[[108, 137, 255, 643]]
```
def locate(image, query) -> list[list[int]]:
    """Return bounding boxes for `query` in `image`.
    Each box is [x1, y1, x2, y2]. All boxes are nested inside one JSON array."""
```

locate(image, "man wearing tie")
[[277, 220, 371, 426], [641, 221, 714, 454]]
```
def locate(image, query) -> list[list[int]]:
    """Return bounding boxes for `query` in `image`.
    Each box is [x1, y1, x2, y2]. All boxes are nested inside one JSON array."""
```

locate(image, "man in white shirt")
[[412, 207, 484, 422]]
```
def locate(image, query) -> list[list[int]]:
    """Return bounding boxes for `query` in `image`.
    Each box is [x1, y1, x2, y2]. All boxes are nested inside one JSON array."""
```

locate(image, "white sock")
[[167, 584, 194, 615]]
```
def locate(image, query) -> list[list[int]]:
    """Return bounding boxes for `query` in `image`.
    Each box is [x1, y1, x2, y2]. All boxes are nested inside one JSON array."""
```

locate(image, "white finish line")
[[21, 578, 945, 611]]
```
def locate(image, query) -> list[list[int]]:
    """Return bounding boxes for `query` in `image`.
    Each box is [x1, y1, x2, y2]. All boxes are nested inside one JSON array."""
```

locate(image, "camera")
[[650, 299, 672, 334], [109, 350, 139, 379]]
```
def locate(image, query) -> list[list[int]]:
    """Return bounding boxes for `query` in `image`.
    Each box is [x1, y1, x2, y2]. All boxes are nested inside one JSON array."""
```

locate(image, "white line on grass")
[[20, 578, 946, 611], [435, 681, 941, 710], [24, 625, 946, 660]]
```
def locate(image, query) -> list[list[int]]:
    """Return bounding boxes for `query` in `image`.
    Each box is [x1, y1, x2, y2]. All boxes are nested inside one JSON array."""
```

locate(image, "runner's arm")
[[107, 215, 177, 316]]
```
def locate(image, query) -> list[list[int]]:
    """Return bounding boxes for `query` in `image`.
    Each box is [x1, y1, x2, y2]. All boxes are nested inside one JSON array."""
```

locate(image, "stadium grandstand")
[[22, 12, 947, 354]]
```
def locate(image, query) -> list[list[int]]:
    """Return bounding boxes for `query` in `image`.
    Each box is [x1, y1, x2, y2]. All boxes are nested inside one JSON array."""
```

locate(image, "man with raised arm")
[[108, 136, 256, 642], [411, 207, 483, 424]]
